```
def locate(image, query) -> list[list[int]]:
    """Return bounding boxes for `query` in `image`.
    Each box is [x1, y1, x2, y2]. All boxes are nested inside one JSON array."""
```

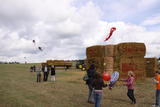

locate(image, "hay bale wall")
[[119, 57, 146, 79], [86, 42, 147, 80], [145, 58, 158, 77]]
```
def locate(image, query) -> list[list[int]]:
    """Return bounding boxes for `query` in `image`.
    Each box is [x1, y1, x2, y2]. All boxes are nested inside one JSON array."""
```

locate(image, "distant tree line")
[[0, 61, 20, 64]]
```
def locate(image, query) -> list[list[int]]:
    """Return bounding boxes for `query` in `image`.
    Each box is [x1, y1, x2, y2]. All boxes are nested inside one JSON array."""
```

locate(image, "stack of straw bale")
[[114, 42, 146, 79], [145, 58, 158, 77], [86, 45, 104, 73], [86, 42, 147, 80]]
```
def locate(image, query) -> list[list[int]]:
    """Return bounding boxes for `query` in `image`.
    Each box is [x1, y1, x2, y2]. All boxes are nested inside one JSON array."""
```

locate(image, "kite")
[[32, 40, 36, 45], [104, 27, 116, 41], [32, 40, 35, 43], [38, 47, 43, 51], [108, 71, 119, 89], [32, 40, 43, 52]]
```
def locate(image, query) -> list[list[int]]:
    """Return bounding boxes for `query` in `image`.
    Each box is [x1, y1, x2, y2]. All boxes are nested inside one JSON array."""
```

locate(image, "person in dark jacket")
[[86, 64, 96, 103], [92, 71, 107, 107], [51, 65, 56, 82], [30, 66, 33, 72], [33, 65, 36, 72], [43, 65, 50, 81], [41, 65, 45, 81]]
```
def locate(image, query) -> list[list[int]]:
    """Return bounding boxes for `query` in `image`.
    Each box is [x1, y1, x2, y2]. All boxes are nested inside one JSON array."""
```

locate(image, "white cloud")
[[142, 15, 160, 26], [0, 0, 159, 63]]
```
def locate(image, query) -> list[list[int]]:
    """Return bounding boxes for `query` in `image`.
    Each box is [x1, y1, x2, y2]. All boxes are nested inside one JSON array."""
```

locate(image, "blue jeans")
[[94, 92, 102, 107], [156, 90, 160, 106]]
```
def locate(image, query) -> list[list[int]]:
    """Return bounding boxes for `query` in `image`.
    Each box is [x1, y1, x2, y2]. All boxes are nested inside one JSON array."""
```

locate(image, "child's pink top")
[[122, 76, 135, 89]]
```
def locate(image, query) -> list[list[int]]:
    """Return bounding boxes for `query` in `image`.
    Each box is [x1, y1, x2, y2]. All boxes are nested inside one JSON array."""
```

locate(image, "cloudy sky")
[[0, 0, 160, 63]]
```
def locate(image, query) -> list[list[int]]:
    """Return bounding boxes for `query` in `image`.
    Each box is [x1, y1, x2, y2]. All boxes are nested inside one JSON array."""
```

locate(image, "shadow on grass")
[[107, 98, 129, 104]]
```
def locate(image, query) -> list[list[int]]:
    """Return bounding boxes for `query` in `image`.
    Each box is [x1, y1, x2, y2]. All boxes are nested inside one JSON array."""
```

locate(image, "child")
[[152, 70, 160, 107], [92, 71, 107, 107], [121, 71, 136, 104]]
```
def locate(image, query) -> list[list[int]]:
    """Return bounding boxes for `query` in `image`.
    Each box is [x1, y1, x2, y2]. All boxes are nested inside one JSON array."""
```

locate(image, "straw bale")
[[113, 56, 120, 70], [114, 45, 120, 56], [145, 57, 158, 77], [103, 57, 114, 69], [117, 42, 146, 57], [46, 60, 53, 65], [119, 57, 146, 80], [87, 57, 104, 69], [104, 45, 115, 57], [103, 68, 113, 74], [41, 62, 47, 66], [86, 45, 104, 58]]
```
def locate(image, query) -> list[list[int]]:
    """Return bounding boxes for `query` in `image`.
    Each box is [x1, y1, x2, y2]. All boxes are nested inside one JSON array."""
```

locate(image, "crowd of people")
[[30, 65, 56, 83], [85, 64, 160, 107], [29, 63, 160, 107]]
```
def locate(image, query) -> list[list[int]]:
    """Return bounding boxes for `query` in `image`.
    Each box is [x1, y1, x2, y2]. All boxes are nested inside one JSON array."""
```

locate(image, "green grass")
[[0, 64, 156, 107]]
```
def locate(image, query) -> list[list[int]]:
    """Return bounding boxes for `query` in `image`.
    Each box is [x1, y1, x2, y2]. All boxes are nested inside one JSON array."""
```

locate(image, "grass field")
[[0, 64, 156, 107]]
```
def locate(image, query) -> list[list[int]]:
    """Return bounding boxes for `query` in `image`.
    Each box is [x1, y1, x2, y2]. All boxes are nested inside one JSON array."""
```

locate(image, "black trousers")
[[127, 89, 136, 103], [43, 72, 49, 81]]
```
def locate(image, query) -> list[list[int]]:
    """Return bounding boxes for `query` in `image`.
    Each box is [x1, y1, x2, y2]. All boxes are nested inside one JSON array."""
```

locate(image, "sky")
[[0, 0, 160, 63]]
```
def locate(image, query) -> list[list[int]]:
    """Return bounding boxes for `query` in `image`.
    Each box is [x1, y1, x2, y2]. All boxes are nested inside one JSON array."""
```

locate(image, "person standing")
[[42, 65, 45, 81], [51, 65, 56, 82], [30, 66, 33, 72], [43, 65, 49, 81], [121, 71, 136, 104], [92, 72, 107, 107], [86, 64, 96, 103], [33, 65, 36, 72], [36, 66, 42, 83], [152, 70, 160, 107]]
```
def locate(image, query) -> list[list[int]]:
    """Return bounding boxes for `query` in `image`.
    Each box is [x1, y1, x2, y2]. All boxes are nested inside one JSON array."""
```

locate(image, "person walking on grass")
[[152, 70, 160, 107], [92, 71, 107, 107], [51, 65, 56, 82], [121, 71, 136, 104], [36, 66, 42, 83], [86, 64, 96, 104]]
